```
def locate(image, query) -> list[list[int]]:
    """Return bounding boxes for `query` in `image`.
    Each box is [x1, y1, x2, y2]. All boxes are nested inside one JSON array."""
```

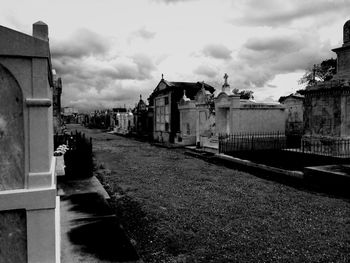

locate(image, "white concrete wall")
[[235, 108, 286, 133]]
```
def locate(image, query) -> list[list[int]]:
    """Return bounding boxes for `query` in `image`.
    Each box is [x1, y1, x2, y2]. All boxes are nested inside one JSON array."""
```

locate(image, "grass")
[[69, 124, 350, 263]]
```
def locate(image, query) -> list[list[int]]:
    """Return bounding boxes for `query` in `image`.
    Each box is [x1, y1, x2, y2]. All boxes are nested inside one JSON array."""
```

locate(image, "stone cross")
[[224, 73, 228, 85]]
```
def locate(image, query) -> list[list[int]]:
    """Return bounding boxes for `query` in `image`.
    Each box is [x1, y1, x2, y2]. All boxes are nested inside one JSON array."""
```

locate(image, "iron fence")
[[219, 131, 350, 159], [301, 136, 350, 158], [219, 131, 287, 154]]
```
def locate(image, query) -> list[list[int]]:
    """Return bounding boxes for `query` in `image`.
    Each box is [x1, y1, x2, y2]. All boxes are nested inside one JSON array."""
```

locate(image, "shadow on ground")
[[210, 155, 350, 201], [63, 192, 140, 262]]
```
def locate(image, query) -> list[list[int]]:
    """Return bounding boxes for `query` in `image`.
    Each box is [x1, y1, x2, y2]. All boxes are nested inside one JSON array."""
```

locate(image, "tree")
[[232, 88, 254, 100], [298, 58, 337, 86]]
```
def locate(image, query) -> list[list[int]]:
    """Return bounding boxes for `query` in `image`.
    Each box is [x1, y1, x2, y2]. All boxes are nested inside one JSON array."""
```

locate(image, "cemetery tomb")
[[303, 19, 350, 157]]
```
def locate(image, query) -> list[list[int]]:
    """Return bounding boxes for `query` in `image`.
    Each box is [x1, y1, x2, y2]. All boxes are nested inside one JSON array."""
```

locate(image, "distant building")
[[132, 95, 153, 138], [148, 76, 215, 143], [62, 107, 78, 124], [114, 110, 134, 134]]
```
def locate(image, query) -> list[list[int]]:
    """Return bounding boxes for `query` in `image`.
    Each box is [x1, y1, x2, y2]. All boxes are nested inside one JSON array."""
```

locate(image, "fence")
[[219, 131, 287, 154], [301, 136, 350, 158], [219, 131, 350, 159], [54, 130, 93, 177]]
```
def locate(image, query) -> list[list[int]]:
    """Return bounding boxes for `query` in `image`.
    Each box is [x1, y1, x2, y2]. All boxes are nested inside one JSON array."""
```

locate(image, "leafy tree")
[[232, 88, 254, 100], [298, 58, 337, 86]]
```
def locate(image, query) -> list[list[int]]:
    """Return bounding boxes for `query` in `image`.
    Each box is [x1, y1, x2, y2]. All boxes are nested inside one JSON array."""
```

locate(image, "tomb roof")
[[149, 78, 215, 100], [0, 24, 50, 58], [0, 23, 53, 86], [166, 81, 215, 93], [279, 93, 304, 103]]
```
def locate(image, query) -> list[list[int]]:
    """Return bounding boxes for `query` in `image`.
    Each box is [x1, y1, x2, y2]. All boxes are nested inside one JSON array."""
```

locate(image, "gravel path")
[[69, 124, 350, 263]]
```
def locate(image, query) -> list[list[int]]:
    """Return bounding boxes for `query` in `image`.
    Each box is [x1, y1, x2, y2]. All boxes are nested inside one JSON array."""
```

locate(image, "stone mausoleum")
[[303, 19, 350, 156], [132, 95, 153, 138], [176, 82, 215, 146], [215, 74, 286, 135], [0, 22, 59, 262], [148, 76, 215, 143]]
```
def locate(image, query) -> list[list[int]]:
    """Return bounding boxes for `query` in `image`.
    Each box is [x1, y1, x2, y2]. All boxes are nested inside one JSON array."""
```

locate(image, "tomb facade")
[[177, 83, 215, 146], [214, 74, 286, 136], [148, 76, 215, 143], [0, 22, 59, 262], [133, 95, 153, 138], [303, 20, 350, 138]]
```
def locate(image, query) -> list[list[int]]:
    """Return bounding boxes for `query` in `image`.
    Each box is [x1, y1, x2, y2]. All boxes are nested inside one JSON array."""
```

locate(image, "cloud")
[[152, 0, 198, 4], [222, 30, 333, 90], [51, 28, 111, 59], [130, 27, 156, 40], [193, 65, 218, 78], [51, 29, 156, 111], [244, 35, 302, 53], [267, 84, 277, 88], [202, 44, 232, 60], [62, 78, 156, 112], [232, 0, 350, 27]]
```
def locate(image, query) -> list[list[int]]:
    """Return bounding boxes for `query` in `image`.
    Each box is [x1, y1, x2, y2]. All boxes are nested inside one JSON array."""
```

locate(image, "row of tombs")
[[77, 19, 350, 157], [58, 19, 350, 158], [126, 20, 350, 157]]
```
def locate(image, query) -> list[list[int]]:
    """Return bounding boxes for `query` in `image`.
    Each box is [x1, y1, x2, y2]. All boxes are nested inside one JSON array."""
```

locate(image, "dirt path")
[[68, 124, 350, 263]]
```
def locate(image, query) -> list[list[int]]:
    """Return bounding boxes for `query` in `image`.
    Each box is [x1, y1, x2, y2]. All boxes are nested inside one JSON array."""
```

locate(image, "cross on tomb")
[[224, 73, 228, 85]]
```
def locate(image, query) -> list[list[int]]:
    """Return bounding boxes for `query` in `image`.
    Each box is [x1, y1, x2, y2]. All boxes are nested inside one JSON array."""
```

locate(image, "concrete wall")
[[232, 107, 286, 134], [282, 97, 304, 135]]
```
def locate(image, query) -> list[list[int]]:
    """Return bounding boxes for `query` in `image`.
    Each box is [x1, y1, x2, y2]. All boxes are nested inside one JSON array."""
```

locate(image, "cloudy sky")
[[1, 0, 349, 111]]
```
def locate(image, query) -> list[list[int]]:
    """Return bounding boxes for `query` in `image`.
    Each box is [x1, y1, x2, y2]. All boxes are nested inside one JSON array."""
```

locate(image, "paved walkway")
[[58, 176, 142, 263]]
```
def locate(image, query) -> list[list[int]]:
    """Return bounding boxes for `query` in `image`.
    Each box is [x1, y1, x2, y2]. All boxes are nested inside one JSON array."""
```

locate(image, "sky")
[[1, 0, 349, 111]]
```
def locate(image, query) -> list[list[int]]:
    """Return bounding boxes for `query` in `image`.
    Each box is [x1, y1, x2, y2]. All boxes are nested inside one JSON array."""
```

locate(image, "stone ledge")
[[0, 187, 57, 211], [215, 153, 304, 179], [25, 98, 52, 107]]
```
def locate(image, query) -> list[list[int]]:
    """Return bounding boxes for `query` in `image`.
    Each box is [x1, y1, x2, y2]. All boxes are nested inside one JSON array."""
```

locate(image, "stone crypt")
[[303, 19, 350, 157], [0, 22, 60, 262], [214, 74, 286, 135]]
